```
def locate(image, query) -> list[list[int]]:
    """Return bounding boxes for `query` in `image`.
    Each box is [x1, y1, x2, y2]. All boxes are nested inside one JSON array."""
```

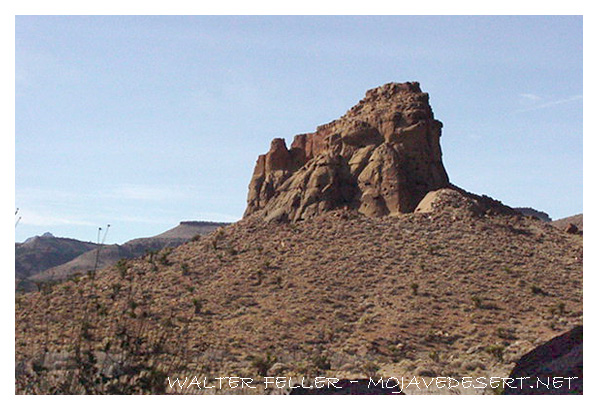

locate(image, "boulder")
[[503, 325, 582, 395]]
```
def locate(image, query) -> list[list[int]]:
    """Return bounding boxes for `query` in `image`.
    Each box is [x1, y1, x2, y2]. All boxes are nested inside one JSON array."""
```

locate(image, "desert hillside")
[[21, 221, 227, 287], [15, 82, 582, 395], [552, 214, 583, 232], [15, 201, 582, 393]]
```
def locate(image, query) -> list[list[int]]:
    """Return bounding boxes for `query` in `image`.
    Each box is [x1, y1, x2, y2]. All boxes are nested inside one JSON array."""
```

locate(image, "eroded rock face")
[[244, 82, 451, 222]]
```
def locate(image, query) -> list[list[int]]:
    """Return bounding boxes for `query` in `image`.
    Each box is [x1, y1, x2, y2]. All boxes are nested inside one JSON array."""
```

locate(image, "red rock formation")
[[245, 82, 452, 222]]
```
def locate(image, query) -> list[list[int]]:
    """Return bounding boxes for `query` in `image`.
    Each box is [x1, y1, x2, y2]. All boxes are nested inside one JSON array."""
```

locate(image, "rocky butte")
[[15, 81, 583, 395], [245, 81, 510, 222]]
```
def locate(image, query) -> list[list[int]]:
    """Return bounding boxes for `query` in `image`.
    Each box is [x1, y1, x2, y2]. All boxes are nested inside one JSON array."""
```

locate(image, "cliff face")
[[244, 82, 451, 222]]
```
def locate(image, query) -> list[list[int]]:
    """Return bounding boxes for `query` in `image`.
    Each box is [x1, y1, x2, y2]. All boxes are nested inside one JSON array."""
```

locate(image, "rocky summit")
[[245, 82, 452, 222]]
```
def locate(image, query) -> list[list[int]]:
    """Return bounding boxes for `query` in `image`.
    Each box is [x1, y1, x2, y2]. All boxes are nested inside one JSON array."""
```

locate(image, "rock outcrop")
[[413, 186, 515, 217], [244, 82, 451, 222], [504, 326, 582, 395], [514, 207, 552, 222]]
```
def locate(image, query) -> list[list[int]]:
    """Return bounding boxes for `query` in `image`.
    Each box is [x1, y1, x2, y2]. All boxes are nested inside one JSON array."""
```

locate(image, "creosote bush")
[[551, 302, 566, 316], [311, 354, 331, 371], [158, 248, 173, 266], [531, 284, 545, 295], [484, 344, 505, 362], [192, 298, 202, 315], [116, 259, 129, 278], [360, 360, 380, 377], [471, 295, 483, 308], [250, 352, 277, 377]]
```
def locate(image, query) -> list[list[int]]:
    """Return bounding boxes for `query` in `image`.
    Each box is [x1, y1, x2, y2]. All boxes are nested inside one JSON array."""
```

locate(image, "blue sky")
[[15, 15, 583, 244]]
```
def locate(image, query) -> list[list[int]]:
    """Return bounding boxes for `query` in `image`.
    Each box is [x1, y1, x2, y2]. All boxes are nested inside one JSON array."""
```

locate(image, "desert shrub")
[[311, 354, 331, 371], [360, 361, 380, 377], [427, 244, 441, 254], [158, 248, 172, 266], [531, 284, 545, 295], [250, 352, 277, 377], [110, 283, 122, 300], [211, 230, 225, 250], [388, 344, 408, 362], [253, 269, 264, 286], [192, 298, 202, 315], [549, 302, 566, 316], [225, 245, 238, 256], [116, 259, 129, 278], [496, 327, 516, 340], [471, 295, 483, 308], [557, 302, 566, 314], [410, 282, 419, 296], [484, 344, 505, 362], [491, 384, 505, 395]]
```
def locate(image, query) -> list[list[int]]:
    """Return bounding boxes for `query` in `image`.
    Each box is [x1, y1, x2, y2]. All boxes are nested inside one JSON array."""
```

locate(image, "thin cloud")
[[515, 94, 582, 113], [519, 93, 543, 101]]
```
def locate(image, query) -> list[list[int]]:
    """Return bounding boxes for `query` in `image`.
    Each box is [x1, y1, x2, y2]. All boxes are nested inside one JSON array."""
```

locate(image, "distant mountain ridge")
[[21, 231, 56, 244], [15, 235, 98, 281], [514, 207, 552, 222], [16, 221, 228, 291]]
